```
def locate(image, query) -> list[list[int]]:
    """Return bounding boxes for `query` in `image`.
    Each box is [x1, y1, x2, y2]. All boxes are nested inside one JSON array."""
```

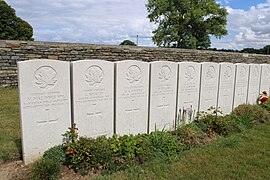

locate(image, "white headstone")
[[177, 62, 201, 125], [247, 64, 261, 104], [72, 60, 114, 138], [217, 63, 236, 114], [149, 61, 178, 132], [260, 64, 270, 94], [17, 59, 71, 164], [233, 63, 249, 108], [199, 62, 219, 112], [115, 60, 149, 135]]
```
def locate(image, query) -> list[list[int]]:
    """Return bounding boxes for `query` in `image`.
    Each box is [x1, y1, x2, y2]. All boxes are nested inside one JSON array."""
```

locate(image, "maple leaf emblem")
[[240, 67, 246, 79], [126, 65, 141, 83], [206, 66, 215, 80], [35, 66, 57, 90], [252, 67, 259, 78], [224, 66, 232, 79], [185, 66, 195, 81], [85, 66, 104, 87], [159, 65, 171, 82]]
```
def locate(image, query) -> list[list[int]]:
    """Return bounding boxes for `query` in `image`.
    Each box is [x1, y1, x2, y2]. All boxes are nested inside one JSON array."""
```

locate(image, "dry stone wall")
[[1, 40, 270, 87]]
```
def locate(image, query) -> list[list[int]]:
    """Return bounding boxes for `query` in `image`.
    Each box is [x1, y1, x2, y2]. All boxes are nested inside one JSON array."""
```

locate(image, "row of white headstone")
[[18, 59, 270, 164]]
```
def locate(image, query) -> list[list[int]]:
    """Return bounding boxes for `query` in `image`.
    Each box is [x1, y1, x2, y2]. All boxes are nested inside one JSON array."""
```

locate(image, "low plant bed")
[[1, 88, 270, 179], [32, 100, 270, 179]]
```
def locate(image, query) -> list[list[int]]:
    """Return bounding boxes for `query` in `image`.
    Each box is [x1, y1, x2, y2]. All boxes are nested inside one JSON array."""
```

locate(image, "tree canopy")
[[119, 40, 137, 46], [0, 0, 33, 41], [146, 0, 228, 49]]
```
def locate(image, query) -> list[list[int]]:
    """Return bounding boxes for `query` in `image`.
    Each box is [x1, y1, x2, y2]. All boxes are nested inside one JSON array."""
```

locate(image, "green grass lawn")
[[1, 88, 270, 179], [98, 122, 270, 179], [0, 88, 21, 162]]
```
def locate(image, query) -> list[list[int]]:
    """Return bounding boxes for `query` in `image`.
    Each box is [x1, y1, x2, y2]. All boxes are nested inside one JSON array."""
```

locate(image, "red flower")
[[261, 97, 268, 103], [262, 91, 267, 95], [67, 147, 76, 154]]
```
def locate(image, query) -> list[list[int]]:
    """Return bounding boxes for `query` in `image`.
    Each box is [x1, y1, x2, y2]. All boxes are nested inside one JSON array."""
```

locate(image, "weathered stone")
[[1, 40, 270, 88], [18, 59, 71, 164]]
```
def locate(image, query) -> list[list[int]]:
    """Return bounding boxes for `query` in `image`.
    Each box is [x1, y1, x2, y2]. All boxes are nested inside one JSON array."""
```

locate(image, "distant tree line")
[[208, 45, 270, 55]]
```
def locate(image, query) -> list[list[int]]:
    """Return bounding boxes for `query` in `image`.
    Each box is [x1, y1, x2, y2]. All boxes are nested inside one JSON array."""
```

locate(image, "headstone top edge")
[[178, 61, 200, 65], [116, 60, 149, 65], [248, 63, 261, 66], [150, 61, 177, 65], [235, 63, 248, 66], [219, 62, 234, 65], [71, 59, 114, 64], [261, 64, 270, 66], [200, 62, 219, 65], [17, 59, 69, 65]]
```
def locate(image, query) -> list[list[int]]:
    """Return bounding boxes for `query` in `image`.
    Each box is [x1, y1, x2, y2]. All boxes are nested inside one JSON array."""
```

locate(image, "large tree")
[[146, 0, 228, 49], [0, 0, 33, 40]]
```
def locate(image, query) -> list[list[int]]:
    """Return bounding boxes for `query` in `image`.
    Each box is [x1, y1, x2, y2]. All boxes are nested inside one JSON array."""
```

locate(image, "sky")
[[4, 0, 270, 50]]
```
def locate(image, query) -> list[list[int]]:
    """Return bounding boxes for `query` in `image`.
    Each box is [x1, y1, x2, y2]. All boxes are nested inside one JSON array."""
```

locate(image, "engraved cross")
[[36, 109, 59, 145], [238, 87, 246, 104], [157, 96, 169, 127], [184, 93, 193, 105], [125, 100, 140, 132], [223, 94, 230, 107], [87, 104, 102, 133], [204, 89, 213, 105]]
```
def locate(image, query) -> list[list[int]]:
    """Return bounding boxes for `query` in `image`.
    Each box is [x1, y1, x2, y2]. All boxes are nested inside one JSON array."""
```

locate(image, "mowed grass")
[[0, 88, 21, 162], [98, 122, 270, 179], [1, 88, 270, 179]]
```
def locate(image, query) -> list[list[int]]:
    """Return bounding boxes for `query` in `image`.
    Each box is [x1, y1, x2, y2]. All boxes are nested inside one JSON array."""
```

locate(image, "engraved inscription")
[[206, 66, 215, 81], [22, 91, 69, 109], [126, 65, 141, 84], [85, 65, 104, 87], [159, 65, 171, 82], [34, 66, 57, 90], [185, 66, 195, 82], [37, 109, 58, 145]]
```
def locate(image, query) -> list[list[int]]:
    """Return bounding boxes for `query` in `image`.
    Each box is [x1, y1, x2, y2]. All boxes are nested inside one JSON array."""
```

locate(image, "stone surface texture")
[[115, 60, 149, 135], [177, 62, 201, 124], [218, 63, 236, 114], [260, 64, 270, 94], [233, 63, 249, 108], [72, 59, 114, 138], [17, 59, 71, 164], [1, 40, 270, 88], [247, 64, 261, 104], [149, 61, 178, 132], [199, 62, 220, 112]]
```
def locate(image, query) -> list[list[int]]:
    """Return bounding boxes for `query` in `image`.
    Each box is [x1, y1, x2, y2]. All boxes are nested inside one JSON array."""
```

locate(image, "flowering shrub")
[[257, 91, 270, 112], [257, 91, 269, 104], [37, 102, 270, 176]]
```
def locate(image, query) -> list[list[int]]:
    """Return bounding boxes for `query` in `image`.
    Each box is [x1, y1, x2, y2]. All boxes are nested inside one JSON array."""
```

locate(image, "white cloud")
[[5, 0, 156, 46], [5, 0, 270, 50], [212, 2, 270, 50]]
